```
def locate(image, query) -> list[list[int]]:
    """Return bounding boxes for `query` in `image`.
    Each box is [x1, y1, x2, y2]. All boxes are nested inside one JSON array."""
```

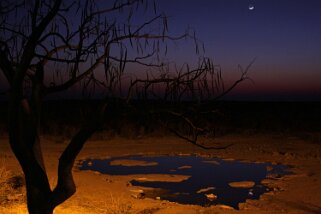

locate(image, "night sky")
[[156, 0, 321, 101], [1, 0, 321, 101]]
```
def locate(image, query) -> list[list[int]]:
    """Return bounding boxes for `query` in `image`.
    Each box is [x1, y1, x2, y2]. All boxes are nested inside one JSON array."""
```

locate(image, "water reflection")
[[80, 155, 291, 209]]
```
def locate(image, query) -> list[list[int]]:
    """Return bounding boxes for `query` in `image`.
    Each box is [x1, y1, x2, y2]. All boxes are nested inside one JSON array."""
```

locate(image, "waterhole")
[[79, 155, 291, 209]]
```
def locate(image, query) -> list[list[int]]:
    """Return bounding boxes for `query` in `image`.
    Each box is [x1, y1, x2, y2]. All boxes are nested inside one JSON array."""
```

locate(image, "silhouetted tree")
[[0, 0, 252, 213]]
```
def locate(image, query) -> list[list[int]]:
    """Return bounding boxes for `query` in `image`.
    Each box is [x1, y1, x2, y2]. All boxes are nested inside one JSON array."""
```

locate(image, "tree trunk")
[[26, 183, 53, 214], [8, 77, 106, 212], [8, 96, 53, 213]]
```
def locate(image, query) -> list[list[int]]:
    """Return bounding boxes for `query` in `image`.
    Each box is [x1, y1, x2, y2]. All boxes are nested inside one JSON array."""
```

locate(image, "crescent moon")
[[249, 5, 255, 10]]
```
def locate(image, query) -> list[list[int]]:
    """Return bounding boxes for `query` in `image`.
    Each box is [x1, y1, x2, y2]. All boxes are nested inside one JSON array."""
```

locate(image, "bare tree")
[[0, 0, 251, 213]]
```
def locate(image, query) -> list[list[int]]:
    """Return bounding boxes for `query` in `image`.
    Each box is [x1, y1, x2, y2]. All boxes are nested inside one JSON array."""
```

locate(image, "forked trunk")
[[8, 90, 105, 213]]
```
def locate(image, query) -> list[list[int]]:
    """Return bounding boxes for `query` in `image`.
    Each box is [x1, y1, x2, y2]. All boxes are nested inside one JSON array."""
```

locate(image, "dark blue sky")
[[155, 0, 321, 101], [0, 0, 320, 101]]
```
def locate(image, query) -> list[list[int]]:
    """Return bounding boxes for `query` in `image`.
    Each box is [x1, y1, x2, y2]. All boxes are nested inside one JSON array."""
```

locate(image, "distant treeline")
[[0, 100, 320, 140]]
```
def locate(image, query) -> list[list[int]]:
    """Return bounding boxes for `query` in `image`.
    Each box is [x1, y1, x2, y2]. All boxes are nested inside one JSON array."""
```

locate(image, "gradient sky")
[[0, 0, 320, 101], [155, 0, 321, 101]]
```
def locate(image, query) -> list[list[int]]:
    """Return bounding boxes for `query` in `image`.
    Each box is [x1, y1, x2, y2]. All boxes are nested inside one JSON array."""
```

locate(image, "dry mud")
[[1, 134, 321, 213]]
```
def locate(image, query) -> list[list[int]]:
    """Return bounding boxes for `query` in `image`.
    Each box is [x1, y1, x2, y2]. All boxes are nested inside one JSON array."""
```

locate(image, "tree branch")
[[158, 119, 233, 150], [209, 57, 257, 102], [0, 45, 15, 85], [51, 103, 107, 207], [16, 0, 62, 85]]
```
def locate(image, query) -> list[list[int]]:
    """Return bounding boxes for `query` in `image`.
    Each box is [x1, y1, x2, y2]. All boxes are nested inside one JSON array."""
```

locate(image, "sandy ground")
[[1, 134, 321, 213]]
